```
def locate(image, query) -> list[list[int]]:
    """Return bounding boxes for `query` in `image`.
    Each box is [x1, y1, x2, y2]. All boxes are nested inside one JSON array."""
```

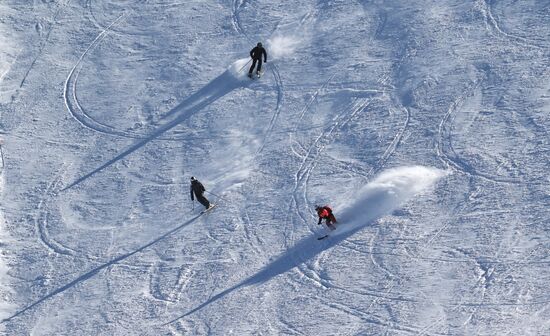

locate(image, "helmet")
[[257, 42, 262, 47], [190, 176, 196, 181]]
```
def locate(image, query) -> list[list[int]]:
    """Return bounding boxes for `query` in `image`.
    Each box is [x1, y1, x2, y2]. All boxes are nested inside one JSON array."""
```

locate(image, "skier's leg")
[[256, 59, 263, 73], [196, 194, 210, 208], [248, 59, 257, 75]]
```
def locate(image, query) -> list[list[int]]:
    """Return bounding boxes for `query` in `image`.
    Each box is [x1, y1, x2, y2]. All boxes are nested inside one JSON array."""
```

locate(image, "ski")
[[317, 234, 329, 240], [201, 204, 216, 214], [247, 72, 263, 79]]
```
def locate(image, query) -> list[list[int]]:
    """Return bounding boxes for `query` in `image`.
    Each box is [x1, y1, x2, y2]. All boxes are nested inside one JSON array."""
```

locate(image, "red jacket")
[[317, 206, 337, 224], [317, 207, 330, 218]]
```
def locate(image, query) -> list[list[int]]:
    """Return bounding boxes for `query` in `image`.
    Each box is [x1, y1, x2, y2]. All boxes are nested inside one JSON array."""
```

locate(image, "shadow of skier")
[[163, 190, 398, 324], [0, 213, 204, 324], [62, 68, 249, 191], [164, 166, 446, 324], [163, 223, 365, 325]]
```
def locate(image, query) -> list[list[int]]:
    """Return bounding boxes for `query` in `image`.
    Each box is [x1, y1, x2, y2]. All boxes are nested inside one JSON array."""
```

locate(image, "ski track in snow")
[[278, 22, 414, 310], [480, 0, 548, 51], [63, 12, 139, 139], [1, 213, 206, 324], [255, 63, 284, 155], [229, 0, 341, 303], [231, 0, 288, 157], [18, 0, 71, 92], [289, 73, 336, 158], [295, 100, 371, 267], [230, 0, 245, 36], [285, 95, 412, 294], [284, 69, 411, 291], [86, 0, 153, 37], [0, 143, 4, 170], [419, 243, 550, 335], [65, 4, 238, 143], [317, 298, 451, 336], [435, 78, 522, 184], [2, 0, 550, 334], [35, 165, 81, 257], [368, 105, 410, 177], [149, 262, 198, 304]]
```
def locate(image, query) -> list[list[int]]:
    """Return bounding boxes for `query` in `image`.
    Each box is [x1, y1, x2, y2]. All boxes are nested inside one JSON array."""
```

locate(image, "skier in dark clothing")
[[190, 176, 211, 210], [248, 42, 267, 78], [316, 205, 337, 230]]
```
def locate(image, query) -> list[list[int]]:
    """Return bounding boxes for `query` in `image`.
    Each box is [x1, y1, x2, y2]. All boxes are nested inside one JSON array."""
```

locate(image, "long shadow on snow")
[[1, 213, 203, 324], [165, 225, 365, 324], [62, 70, 247, 191], [165, 169, 437, 324]]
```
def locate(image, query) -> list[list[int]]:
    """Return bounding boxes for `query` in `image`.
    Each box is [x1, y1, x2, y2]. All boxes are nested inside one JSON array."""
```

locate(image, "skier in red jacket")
[[316, 205, 337, 230]]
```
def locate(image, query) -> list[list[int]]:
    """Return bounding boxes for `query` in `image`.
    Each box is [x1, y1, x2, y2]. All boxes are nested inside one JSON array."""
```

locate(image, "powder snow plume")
[[333, 166, 448, 235], [266, 35, 302, 60]]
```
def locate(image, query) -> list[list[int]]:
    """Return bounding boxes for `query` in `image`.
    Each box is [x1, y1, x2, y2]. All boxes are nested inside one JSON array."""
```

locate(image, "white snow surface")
[[0, 1, 549, 335]]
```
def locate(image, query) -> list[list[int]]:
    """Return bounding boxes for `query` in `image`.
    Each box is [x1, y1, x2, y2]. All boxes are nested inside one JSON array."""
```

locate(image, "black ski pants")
[[195, 193, 210, 208], [249, 58, 263, 74]]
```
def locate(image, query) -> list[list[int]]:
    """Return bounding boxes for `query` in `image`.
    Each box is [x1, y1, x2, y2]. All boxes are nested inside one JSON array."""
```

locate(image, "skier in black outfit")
[[190, 176, 211, 210], [248, 42, 267, 78]]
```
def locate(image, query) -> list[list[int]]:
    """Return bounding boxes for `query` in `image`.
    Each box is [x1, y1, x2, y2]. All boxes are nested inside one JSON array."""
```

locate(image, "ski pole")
[[238, 59, 252, 73], [192, 199, 195, 211], [205, 190, 228, 202]]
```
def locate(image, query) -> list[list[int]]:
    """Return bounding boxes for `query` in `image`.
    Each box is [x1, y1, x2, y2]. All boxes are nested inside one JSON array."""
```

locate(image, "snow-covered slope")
[[0, 1, 549, 335]]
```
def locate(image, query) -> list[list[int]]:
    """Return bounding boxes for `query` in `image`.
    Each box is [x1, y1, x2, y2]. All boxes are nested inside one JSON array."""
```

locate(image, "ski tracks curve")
[[435, 79, 521, 184], [286, 98, 373, 288], [479, 0, 548, 52], [229, 0, 290, 270], [19, 0, 72, 91], [63, 12, 138, 138], [35, 165, 81, 257]]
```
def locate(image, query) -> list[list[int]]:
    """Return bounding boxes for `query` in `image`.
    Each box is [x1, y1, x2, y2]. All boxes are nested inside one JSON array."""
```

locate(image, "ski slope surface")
[[0, 1, 549, 335]]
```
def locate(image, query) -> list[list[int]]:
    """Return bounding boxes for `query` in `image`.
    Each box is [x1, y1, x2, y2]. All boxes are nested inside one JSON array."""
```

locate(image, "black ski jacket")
[[190, 180, 205, 200], [250, 46, 267, 61]]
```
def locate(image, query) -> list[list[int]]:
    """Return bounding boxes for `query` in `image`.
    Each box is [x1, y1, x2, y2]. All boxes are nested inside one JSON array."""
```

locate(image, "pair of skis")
[[247, 72, 262, 79], [317, 225, 337, 240], [200, 204, 216, 214]]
